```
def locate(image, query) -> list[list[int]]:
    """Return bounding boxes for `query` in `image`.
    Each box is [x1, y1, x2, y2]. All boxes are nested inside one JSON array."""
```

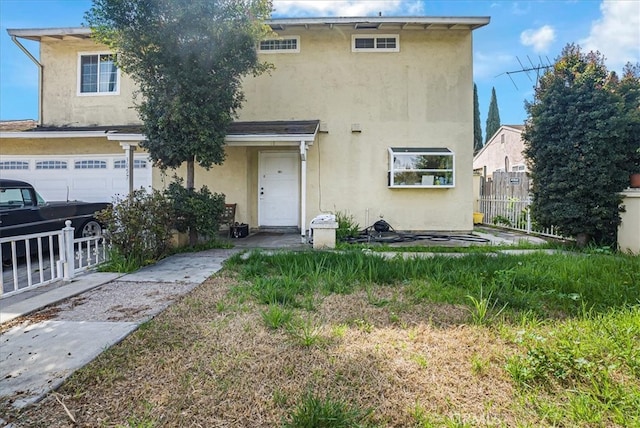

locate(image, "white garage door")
[[0, 154, 152, 202]]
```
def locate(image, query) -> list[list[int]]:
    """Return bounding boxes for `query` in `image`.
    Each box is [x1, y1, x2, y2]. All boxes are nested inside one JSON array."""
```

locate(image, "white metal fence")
[[479, 196, 568, 240], [1, 221, 108, 298]]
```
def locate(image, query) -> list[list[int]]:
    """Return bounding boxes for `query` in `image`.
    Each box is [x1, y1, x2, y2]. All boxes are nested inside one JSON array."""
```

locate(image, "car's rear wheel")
[[79, 219, 102, 238]]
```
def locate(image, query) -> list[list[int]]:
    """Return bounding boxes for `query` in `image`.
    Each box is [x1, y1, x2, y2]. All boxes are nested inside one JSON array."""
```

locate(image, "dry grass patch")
[[1, 273, 524, 427]]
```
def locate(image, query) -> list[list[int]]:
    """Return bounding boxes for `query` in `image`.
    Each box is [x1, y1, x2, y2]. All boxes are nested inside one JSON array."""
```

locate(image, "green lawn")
[[3, 249, 638, 427]]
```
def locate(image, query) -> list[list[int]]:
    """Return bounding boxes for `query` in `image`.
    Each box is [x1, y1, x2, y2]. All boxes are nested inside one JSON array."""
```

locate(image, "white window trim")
[[388, 147, 455, 188], [258, 36, 300, 54], [77, 51, 121, 96], [352, 34, 400, 53]]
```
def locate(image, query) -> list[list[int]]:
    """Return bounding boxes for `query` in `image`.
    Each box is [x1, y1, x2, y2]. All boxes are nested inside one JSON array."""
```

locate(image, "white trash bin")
[[309, 214, 338, 249]]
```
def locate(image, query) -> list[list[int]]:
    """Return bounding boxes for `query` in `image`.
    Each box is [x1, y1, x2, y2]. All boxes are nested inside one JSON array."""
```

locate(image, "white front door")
[[258, 152, 299, 227]]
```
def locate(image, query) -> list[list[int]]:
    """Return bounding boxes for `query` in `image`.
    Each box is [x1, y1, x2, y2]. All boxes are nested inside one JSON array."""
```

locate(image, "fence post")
[[62, 220, 75, 281]]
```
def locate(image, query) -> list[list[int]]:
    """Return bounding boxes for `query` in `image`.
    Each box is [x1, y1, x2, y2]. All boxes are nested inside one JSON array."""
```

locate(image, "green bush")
[[97, 188, 174, 269], [335, 211, 360, 241], [165, 177, 225, 242]]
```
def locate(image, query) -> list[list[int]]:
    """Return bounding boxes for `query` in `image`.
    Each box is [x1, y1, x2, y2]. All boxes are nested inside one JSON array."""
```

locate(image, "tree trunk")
[[186, 158, 195, 190], [186, 157, 197, 246], [575, 232, 591, 248]]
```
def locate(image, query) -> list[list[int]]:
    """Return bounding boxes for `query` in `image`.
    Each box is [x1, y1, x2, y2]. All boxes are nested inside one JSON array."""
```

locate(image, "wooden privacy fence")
[[481, 171, 530, 198]]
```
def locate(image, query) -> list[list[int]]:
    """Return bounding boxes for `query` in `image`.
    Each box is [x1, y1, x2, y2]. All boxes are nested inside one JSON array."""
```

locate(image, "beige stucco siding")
[[0, 137, 123, 155], [168, 28, 476, 231], [31, 25, 476, 232], [40, 39, 139, 127]]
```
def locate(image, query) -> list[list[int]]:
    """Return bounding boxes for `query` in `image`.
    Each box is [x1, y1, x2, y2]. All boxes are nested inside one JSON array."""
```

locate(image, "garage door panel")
[[73, 177, 108, 189], [0, 155, 152, 202]]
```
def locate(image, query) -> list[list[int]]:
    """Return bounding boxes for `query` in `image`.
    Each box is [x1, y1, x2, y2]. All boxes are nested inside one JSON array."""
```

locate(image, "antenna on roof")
[[496, 56, 552, 90]]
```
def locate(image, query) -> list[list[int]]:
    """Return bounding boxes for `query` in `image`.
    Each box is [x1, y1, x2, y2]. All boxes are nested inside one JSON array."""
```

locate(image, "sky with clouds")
[[0, 0, 638, 139]]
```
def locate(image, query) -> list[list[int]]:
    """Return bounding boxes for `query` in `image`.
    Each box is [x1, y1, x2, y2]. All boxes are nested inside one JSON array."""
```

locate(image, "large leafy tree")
[[523, 44, 640, 247], [473, 83, 483, 155], [485, 87, 501, 143], [616, 63, 640, 174], [86, 0, 273, 189]]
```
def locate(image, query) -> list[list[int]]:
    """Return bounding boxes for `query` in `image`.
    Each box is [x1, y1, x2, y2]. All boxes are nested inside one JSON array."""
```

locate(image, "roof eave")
[[7, 27, 92, 42], [0, 130, 110, 139], [266, 16, 490, 31], [7, 16, 490, 41]]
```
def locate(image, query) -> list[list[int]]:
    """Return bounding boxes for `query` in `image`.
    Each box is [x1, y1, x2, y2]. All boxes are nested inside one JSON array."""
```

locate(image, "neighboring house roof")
[[0, 120, 37, 131], [503, 124, 525, 132], [473, 124, 524, 160], [7, 16, 490, 40], [473, 124, 528, 177]]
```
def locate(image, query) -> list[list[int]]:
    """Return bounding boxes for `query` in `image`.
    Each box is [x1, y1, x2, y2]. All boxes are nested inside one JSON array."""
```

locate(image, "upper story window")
[[388, 147, 455, 188], [78, 53, 119, 95], [259, 37, 300, 53], [352, 35, 399, 52]]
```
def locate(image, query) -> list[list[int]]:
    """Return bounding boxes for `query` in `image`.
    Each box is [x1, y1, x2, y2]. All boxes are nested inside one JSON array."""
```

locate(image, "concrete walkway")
[[0, 249, 238, 409], [0, 227, 550, 411]]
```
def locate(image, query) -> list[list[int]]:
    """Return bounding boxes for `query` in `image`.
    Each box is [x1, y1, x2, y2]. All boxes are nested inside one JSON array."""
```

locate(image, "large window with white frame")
[[78, 52, 119, 95], [352, 34, 399, 52], [388, 148, 455, 188], [259, 36, 300, 53]]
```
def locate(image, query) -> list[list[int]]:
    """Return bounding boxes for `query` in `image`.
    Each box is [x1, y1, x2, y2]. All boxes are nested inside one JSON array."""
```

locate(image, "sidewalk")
[[0, 249, 239, 409]]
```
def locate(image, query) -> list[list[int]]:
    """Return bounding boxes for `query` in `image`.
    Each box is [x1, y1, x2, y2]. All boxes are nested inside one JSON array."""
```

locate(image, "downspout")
[[300, 140, 307, 243], [11, 35, 43, 126]]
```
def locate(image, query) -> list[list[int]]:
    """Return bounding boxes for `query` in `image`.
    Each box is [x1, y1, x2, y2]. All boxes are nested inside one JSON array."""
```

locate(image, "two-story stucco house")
[[1, 16, 490, 239]]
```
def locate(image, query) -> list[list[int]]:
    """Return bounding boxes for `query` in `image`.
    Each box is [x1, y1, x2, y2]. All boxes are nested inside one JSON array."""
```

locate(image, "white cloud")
[[580, 0, 640, 69], [510, 2, 531, 16], [272, 0, 424, 17], [520, 25, 556, 53]]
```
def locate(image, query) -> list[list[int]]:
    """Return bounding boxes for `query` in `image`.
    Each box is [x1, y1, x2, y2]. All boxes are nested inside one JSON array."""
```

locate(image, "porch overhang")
[[0, 120, 320, 145], [225, 120, 319, 146], [1, 120, 320, 241]]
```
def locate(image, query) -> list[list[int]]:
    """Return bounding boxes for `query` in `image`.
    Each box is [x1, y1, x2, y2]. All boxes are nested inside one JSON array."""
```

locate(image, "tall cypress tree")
[[485, 87, 501, 143], [473, 84, 483, 155]]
